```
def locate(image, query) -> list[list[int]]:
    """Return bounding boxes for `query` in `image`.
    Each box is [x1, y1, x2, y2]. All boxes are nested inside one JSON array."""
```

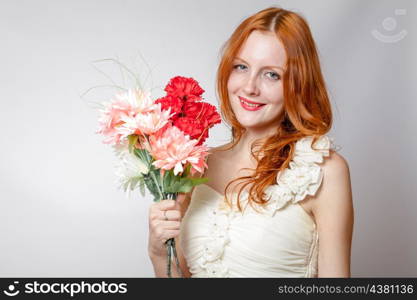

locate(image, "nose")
[[242, 74, 260, 96]]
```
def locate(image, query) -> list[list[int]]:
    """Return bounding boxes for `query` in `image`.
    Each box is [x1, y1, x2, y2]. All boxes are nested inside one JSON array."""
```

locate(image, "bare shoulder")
[[322, 150, 350, 176], [206, 142, 233, 168], [209, 142, 233, 154], [312, 149, 353, 215], [313, 150, 354, 277]]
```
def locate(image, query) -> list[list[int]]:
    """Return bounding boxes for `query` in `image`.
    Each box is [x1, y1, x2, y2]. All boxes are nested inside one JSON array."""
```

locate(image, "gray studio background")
[[0, 0, 416, 277]]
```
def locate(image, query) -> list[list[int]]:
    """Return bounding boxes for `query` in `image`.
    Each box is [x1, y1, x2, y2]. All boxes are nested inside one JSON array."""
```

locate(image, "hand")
[[148, 194, 186, 258]]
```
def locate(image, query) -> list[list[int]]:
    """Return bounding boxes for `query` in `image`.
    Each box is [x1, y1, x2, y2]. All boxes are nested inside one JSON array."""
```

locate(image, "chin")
[[237, 116, 281, 134], [236, 119, 268, 131]]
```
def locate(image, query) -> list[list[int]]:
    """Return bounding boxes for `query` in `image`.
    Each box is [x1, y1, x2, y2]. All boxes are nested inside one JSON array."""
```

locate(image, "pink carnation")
[[149, 125, 208, 175], [97, 100, 135, 145], [118, 104, 172, 137], [97, 89, 156, 145]]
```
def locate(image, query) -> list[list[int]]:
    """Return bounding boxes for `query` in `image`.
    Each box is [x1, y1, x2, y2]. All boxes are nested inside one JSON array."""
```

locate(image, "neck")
[[231, 128, 276, 165]]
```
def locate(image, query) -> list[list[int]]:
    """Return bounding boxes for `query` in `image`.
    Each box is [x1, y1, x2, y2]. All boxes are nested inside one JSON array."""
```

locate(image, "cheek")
[[227, 73, 242, 93], [264, 83, 284, 105]]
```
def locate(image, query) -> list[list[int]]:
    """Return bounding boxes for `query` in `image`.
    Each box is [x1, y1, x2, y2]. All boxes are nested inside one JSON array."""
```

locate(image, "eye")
[[266, 71, 280, 80], [233, 64, 247, 71]]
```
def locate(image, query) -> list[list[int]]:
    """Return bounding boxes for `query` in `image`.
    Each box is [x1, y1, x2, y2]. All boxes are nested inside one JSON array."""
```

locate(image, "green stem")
[[171, 238, 183, 278], [150, 171, 164, 201], [160, 170, 166, 199], [141, 134, 182, 278], [166, 240, 172, 278]]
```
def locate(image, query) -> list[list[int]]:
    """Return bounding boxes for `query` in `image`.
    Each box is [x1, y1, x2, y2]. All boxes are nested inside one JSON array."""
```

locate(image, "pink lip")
[[238, 96, 264, 105], [238, 96, 265, 111]]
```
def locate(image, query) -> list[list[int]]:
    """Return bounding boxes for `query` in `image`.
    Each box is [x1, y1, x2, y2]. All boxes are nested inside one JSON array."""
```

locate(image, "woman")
[[148, 6, 354, 278]]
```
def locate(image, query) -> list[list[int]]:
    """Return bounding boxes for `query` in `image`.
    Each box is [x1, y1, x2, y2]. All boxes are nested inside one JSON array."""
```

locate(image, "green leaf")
[[189, 177, 209, 186], [133, 148, 146, 160], [161, 175, 210, 194], [143, 173, 162, 202], [162, 175, 169, 192], [177, 179, 194, 193], [182, 164, 192, 177]]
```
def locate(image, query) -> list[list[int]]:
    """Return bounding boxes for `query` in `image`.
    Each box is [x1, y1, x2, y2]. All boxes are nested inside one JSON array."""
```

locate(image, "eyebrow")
[[234, 57, 285, 72]]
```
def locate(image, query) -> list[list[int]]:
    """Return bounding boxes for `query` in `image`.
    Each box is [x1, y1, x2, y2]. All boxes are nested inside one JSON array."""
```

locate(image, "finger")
[[159, 200, 177, 210], [161, 220, 181, 230], [161, 210, 181, 221], [161, 229, 180, 242]]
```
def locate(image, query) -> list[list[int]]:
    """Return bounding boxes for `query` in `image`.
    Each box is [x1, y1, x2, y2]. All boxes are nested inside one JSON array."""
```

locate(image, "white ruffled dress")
[[179, 135, 335, 277]]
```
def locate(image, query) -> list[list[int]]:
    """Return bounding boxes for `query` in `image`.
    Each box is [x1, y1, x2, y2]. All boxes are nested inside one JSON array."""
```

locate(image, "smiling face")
[[227, 30, 287, 135]]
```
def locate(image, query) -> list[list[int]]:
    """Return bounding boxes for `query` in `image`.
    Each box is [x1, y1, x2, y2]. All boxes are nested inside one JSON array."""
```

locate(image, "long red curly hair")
[[215, 6, 333, 212]]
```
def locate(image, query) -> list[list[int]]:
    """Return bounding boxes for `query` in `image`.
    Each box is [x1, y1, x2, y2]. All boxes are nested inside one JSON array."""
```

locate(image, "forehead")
[[235, 30, 287, 67]]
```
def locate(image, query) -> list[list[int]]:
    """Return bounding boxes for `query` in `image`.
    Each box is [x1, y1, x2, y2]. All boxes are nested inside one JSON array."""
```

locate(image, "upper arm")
[[312, 150, 354, 277]]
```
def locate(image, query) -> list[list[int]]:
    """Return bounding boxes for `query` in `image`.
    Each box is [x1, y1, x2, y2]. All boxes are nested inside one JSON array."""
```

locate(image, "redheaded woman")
[[148, 6, 354, 278]]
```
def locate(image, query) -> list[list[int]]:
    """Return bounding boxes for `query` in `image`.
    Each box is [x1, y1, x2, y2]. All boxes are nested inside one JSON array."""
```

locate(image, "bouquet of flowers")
[[96, 75, 221, 277]]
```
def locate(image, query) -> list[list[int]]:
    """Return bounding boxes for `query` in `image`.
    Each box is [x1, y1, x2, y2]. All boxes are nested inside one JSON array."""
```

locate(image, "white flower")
[[114, 147, 149, 194], [114, 88, 156, 113]]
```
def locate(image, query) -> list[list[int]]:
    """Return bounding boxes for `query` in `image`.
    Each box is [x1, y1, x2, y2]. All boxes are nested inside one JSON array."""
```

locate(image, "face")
[[227, 30, 287, 135]]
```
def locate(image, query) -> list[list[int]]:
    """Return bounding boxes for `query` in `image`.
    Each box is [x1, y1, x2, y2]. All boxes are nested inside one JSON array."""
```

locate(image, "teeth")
[[240, 99, 262, 107]]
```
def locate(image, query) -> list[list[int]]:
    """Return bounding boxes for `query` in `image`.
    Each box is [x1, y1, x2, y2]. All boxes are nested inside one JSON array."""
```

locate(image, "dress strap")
[[263, 135, 334, 216]]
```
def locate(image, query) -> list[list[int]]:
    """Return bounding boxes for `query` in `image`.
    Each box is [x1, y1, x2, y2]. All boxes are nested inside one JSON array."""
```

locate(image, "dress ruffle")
[[197, 134, 333, 276], [197, 206, 234, 277], [264, 135, 333, 216]]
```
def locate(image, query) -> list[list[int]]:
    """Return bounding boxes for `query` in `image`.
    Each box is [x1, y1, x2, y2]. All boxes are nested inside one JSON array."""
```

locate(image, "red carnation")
[[183, 101, 221, 128], [155, 95, 183, 120], [156, 76, 222, 145], [173, 117, 209, 146], [164, 76, 205, 102]]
